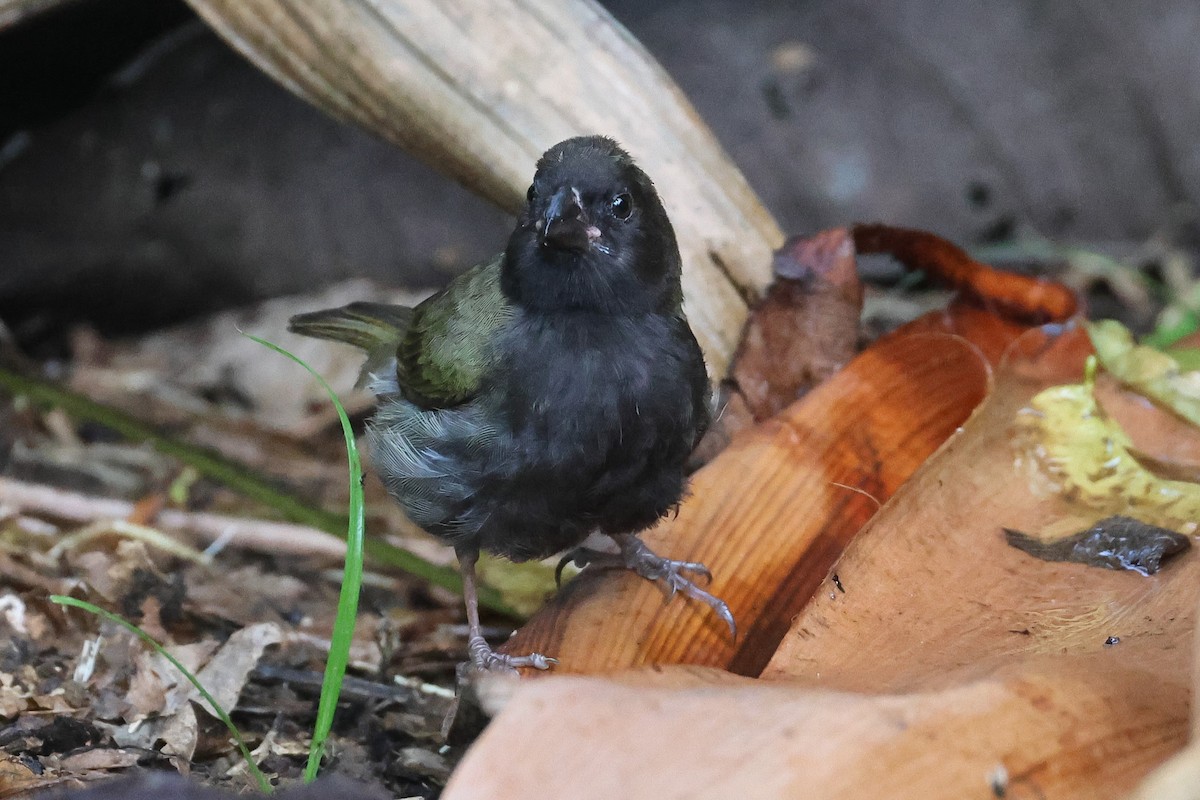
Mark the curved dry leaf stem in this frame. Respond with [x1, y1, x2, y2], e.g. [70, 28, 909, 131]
[47, 519, 212, 564]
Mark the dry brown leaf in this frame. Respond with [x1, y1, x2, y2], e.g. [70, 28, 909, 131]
[184, 566, 308, 627]
[105, 638, 218, 762]
[762, 325, 1197, 692]
[56, 748, 141, 773]
[730, 228, 862, 420]
[67, 540, 164, 608]
[30, 690, 75, 714]
[0, 672, 31, 719]
[105, 625, 277, 765]
[0, 754, 49, 798]
[122, 666, 167, 724]
[450, 326, 1194, 799]
[125, 641, 219, 723]
[445, 659, 1180, 800]
[71, 280, 425, 437]
[169, 622, 282, 717]
[154, 704, 199, 762]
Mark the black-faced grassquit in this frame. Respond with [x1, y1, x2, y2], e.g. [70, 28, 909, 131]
[290, 136, 733, 671]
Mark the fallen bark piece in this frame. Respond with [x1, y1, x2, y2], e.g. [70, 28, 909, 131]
[1005, 515, 1191, 576]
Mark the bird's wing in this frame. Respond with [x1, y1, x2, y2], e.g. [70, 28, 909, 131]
[395, 254, 513, 408]
[678, 316, 714, 449]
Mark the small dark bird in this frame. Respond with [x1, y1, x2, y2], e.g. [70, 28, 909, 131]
[289, 135, 733, 671]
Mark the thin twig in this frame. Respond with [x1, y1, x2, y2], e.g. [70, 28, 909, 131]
[0, 477, 347, 560]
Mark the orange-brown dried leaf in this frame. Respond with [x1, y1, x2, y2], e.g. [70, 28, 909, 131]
[762, 326, 1197, 692]
[891, 298, 1037, 366]
[1097, 374, 1200, 474]
[730, 228, 863, 420]
[444, 658, 1181, 800]
[453, 326, 1194, 799]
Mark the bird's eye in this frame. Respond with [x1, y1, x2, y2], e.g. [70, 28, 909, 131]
[526, 184, 537, 203]
[610, 192, 633, 220]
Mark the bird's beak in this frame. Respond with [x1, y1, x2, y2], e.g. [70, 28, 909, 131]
[540, 186, 591, 253]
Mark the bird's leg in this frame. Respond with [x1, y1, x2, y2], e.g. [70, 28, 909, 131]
[559, 534, 736, 638]
[457, 546, 556, 673]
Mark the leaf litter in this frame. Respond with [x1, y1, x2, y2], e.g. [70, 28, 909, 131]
[1, 229, 1195, 798]
[0, 283, 500, 797]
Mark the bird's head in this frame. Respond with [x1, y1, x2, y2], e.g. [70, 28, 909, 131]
[503, 136, 682, 315]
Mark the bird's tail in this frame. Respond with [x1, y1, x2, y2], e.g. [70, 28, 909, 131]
[288, 302, 413, 350]
[288, 302, 414, 384]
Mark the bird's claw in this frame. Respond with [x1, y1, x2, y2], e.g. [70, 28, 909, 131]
[642, 555, 736, 639]
[642, 557, 712, 586]
[467, 635, 556, 674]
[554, 551, 577, 588]
[554, 545, 625, 586]
[560, 537, 736, 639]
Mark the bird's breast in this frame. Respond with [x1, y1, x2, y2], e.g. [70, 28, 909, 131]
[494, 312, 698, 471]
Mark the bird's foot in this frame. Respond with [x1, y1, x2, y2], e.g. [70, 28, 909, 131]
[559, 537, 737, 638]
[466, 634, 556, 674]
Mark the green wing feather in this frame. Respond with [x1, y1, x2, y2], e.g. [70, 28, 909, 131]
[396, 255, 512, 407]
[288, 255, 512, 407]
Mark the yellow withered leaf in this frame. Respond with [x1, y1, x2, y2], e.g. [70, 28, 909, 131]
[1013, 357, 1200, 533]
[1087, 319, 1200, 426]
[477, 555, 562, 618]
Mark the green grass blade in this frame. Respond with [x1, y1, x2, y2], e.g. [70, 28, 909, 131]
[1145, 309, 1200, 349]
[1167, 347, 1200, 372]
[243, 335, 363, 783]
[49, 595, 273, 794]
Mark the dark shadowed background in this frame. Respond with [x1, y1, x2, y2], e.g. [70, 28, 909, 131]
[2, 0, 1197, 352]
